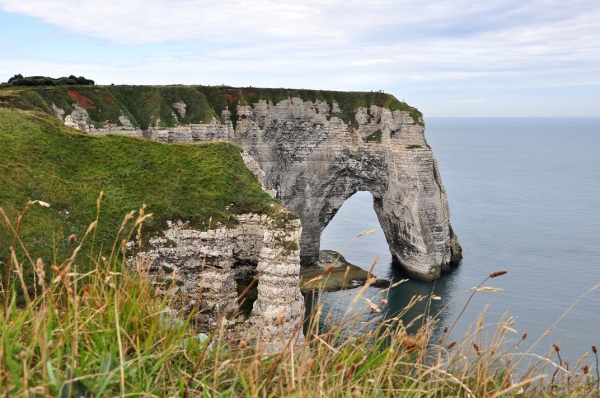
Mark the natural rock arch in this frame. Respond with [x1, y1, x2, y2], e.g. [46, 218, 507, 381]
[232, 98, 461, 280]
[43, 87, 461, 280]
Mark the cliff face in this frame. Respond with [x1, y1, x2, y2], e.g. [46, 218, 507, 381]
[21, 85, 461, 280]
[231, 98, 461, 279]
[133, 209, 304, 352]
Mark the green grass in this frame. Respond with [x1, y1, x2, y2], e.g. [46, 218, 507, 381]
[2, 85, 425, 129]
[106, 86, 216, 129]
[0, 107, 275, 301]
[1, 206, 598, 396]
[364, 129, 383, 143]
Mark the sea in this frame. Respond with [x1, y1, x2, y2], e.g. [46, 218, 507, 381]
[314, 117, 600, 362]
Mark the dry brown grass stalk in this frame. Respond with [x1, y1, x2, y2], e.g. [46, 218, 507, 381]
[3, 201, 600, 397]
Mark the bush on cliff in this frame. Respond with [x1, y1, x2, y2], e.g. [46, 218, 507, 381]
[1, 74, 95, 88]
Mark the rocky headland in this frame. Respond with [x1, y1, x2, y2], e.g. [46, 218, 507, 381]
[1, 84, 461, 351]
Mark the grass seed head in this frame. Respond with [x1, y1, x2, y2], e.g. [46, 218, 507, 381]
[68, 234, 77, 244]
[473, 342, 481, 356]
[346, 363, 356, 378]
[490, 270, 507, 278]
[35, 258, 45, 287]
[553, 344, 560, 352]
[522, 333, 528, 340]
[592, 345, 597, 354]
[447, 341, 457, 350]
[583, 365, 590, 374]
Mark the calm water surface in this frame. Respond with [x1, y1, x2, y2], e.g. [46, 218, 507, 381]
[316, 117, 600, 361]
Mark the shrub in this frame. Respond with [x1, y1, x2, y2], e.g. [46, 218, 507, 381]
[1, 74, 95, 88]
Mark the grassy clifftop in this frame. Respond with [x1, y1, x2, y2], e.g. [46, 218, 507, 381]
[0, 106, 275, 282]
[0, 82, 423, 296]
[0, 85, 423, 129]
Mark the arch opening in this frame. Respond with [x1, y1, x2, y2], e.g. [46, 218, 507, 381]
[319, 191, 392, 276]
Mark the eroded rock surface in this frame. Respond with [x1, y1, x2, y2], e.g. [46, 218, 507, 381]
[234, 98, 461, 280]
[56, 103, 144, 137]
[132, 209, 304, 352]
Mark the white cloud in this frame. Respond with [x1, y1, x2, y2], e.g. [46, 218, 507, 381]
[0, 0, 599, 116]
[0, 0, 597, 46]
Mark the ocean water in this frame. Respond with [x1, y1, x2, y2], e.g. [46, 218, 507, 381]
[315, 117, 600, 361]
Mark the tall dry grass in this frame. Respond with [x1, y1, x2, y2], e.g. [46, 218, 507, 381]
[1, 198, 599, 397]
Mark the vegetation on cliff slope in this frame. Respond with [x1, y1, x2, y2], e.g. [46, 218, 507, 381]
[0, 83, 423, 130]
[0, 106, 275, 299]
[197, 86, 423, 127]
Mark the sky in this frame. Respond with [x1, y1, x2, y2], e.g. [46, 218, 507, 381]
[0, 0, 599, 117]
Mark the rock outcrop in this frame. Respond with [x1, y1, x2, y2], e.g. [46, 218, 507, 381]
[232, 98, 461, 279]
[56, 103, 144, 137]
[48, 87, 461, 280]
[133, 208, 304, 352]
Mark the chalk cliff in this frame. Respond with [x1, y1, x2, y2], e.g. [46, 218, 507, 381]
[133, 209, 304, 352]
[230, 98, 461, 280]
[31, 85, 461, 279]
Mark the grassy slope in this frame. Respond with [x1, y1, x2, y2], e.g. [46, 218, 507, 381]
[0, 107, 275, 288]
[2, 85, 423, 130]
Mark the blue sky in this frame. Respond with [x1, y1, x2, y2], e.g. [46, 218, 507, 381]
[1, 0, 598, 116]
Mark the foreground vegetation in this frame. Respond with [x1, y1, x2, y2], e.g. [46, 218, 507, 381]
[2, 202, 600, 397]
